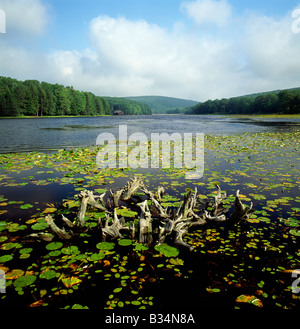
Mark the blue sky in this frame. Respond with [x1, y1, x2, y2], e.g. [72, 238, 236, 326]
[47, 0, 298, 50]
[1, 0, 300, 100]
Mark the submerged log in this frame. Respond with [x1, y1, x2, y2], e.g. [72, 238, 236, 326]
[42, 177, 254, 251]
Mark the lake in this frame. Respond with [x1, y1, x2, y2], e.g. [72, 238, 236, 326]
[0, 115, 299, 153]
[0, 115, 299, 310]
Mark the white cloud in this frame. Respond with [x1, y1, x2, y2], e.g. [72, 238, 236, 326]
[180, 0, 232, 27]
[238, 12, 300, 93]
[0, 1, 300, 101]
[0, 0, 49, 36]
[85, 15, 240, 99]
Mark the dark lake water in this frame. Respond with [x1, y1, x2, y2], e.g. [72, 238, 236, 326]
[0, 115, 299, 153]
[0, 115, 299, 310]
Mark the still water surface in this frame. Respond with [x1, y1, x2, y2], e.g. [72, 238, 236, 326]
[0, 115, 299, 153]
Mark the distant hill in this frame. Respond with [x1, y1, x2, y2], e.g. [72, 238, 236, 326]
[188, 87, 300, 115]
[237, 87, 300, 99]
[125, 96, 198, 114]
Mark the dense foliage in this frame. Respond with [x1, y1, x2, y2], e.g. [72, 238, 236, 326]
[0, 76, 151, 117]
[188, 89, 300, 115]
[104, 97, 152, 115]
[126, 96, 198, 114]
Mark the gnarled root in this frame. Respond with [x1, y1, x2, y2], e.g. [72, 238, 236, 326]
[42, 177, 254, 251]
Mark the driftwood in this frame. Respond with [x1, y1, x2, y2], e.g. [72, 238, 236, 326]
[45, 214, 74, 240]
[229, 190, 254, 224]
[39, 177, 254, 251]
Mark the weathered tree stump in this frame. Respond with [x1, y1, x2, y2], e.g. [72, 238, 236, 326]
[39, 177, 254, 251]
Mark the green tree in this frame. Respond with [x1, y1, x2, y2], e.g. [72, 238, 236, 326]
[85, 92, 97, 115]
[278, 91, 294, 114]
[56, 85, 71, 115]
[41, 82, 56, 116]
[24, 80, 40, 116]
[0, 85, 19, 116]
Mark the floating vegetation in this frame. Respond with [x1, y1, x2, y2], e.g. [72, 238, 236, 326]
[0, 131, 299, 310]
[155, 244, 179, 258]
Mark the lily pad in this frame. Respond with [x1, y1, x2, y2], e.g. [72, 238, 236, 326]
[154, 244, 179, 257]
[46, 242, 64, 250]
[19, 248, 33, 254]
[40, 269, 57, 280]
[118, 239, 132, 246]
[31, 221, 49, 231]
[62, 276, 82, 288]
[1, 242, 21, 250]
[285, 218, 299, 228]
[117, 208, 138, 218]
[0, 254, 13, 263]
[6, 269, 24, 280]
[236, 294, 263, 308]
[96, 242, 115, 250]
[13, 275, 37, 288]
[134, 243, 149, 252]
[61, 246, 80, 255]
[289, 229, 300, 237]
[0, 236, 8, 243]
[90, 252, 106, 261]
[20, 203, 33, 210]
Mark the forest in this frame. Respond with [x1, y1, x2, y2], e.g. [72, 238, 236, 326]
[104, 97, 152, 115]
[125, 95, 198, 114]
[188, 88, 300, 115]
[0, 76, 151, 117]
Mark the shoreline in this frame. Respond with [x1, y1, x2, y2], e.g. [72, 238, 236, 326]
[0, 113, 300, 119]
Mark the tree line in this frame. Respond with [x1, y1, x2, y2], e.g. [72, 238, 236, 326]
[104, 97, 152, 115]
[0, 76, 151, 117]
[188, 89, 300, 115]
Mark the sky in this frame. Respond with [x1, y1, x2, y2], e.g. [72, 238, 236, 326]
[1, 0, 300, 101]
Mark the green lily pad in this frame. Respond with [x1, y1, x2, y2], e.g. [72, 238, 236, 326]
[31, 221, 49, 230]
[61, 246, 80, 255]
[13, 275, 37, 288]
[154, 244, 179, 257]
[20, 203, 34, 210]
[40, 269, 57, 280]
[96, 242, 115, 250]
[46, 242, 64, 250]
[48, 250, 61, 257]
[90, 252, 105, 261]
[134, 243, 149, 252]
[289, 229, 300, 236]
[117, 208, 138, 218]
[0, 254, 13, 263]
[285, 218, 299, 228]
[19, 248, 33, 254]
[1, 242, 21, 250]
[118, 239, 132, 246]
[0, 236, 8, 243]
[71, 304, 89, 309]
